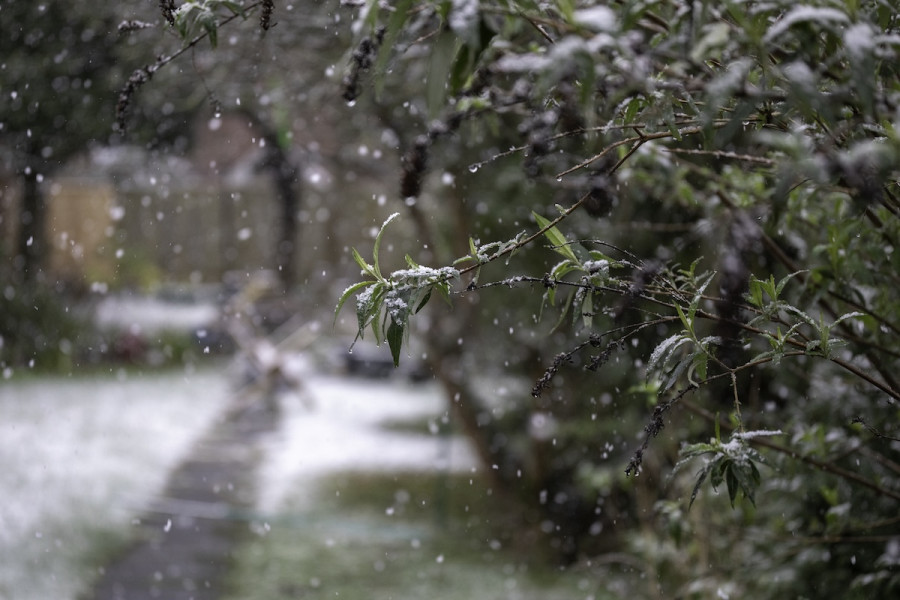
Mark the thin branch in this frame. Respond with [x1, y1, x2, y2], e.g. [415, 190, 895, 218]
[519, 10, 556, 44]
[754, 437, 900, 503]
[662, 147, 776, 165]
[795, 535, 900, 545]
[555, 126, 709, 179]
[829, 356, 899, 403]
[853, 416, 900, 443]
[465, 123, 649, 174]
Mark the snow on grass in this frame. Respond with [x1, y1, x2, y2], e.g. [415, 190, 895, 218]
[93, 294, 219, 334]
[0, 367, 231, 600]
[256, 375, 480, 513]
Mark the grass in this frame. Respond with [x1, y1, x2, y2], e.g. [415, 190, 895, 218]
[224, 470, 618, 600]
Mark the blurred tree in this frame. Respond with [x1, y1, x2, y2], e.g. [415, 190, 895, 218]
[0, 1, 127, 283]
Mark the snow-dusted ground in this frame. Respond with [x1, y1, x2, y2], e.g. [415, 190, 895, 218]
[0, 368, 232, 600]
[258, 374, 480, 512]
[93, 294, 219, 334]
[0, 362, 477, 600]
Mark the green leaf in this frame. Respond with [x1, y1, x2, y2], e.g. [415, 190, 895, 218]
[551, 259, 579, 282]
[689, 272, 715, 323]
[709, 457, 726, 491]
[556, 0, 576, 22]
[679, 442, 719, 459]
[775, 270, 807, 298]
[783, 304, 816, 327]
[689, 464, 710, 509]
[581, 291, 593, 330]
[372, 212, 400, 280]
[352, 247, 377, 279]
[830, 311, 865, 329]
[435, 281, 452, 305]
[647, 334, 691, 377]
[675, 304, 691, 335]
[373, 0, 413, 98]
[414, 288, 433, 313]
[622, 95, 644, 124]
[386, 318, 404, 367]
[725, 463, 740, 507]
[746, 277, 764, 308]
[334, 280, 376, 324]
[357, 282, 386, 338]
[428, 30, 460, 117]
[691, 351, 708, 382]
[660, 352, 694, 393]
[216, 0, 245, 16]
[532, 212, 578, 262]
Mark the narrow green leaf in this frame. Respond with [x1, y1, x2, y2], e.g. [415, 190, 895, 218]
[775, 270, 807, 298]
[435, 281, 453, 305]
[532, 212, 578, 262]
[647, 334, 690, 376]
[830, 311, 865, 329]
[709, 457, 726, 491]
[218, 0, 245, 16]
[680, 442, 718, 459]
[551, 260, 578, 281]
[725, 464, 740, 507]
[387, 318, 404, 367]
[623, 96, 643, 124]
[689, 464, 711, 509]
[661, 353, 693, 393]
[691, 272, 715, 312]
[675, 304, 691, 333]
[335, 280, 376, 324]
[372, 212, 400, 280]
[692, 351, 708, 382]
[783, 305, 817, 326]
[414, 288, 433, 313]
[373, 0, 413, 98]
[352, 247, 377, 278]
[582, 292, 593, 330]
[747, 277, 764, 308]
[357, 283, 386, 338]
[731, 462, 757, 506]
[428, 30, 460, 117]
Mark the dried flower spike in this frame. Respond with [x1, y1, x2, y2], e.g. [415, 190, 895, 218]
[159, 0, 176, 26]
[260, 0, 275, 31]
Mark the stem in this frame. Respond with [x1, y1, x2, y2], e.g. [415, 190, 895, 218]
[555, 125, 708, 179]
[730, 371, 743, 432]
[753, 438, 900, 503]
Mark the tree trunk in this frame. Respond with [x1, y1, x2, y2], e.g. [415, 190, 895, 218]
[16, 169, 43, 283]
[240, 110, 301, 292]
[272, 154, 299, 290]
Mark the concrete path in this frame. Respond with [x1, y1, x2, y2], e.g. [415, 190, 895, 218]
[85, 398, 279, 600]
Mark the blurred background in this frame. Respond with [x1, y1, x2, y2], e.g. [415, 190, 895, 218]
[3, 2, 899, 600]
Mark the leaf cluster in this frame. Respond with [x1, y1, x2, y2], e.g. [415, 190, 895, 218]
[335, 214, 459, 366]
[173, 0, 246, 47]
[674, 426, 780, 509]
